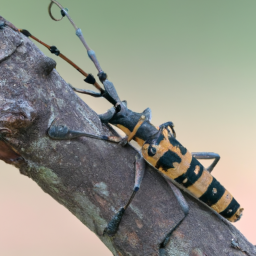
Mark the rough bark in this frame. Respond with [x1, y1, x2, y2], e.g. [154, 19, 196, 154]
[0, 16, 255, 256]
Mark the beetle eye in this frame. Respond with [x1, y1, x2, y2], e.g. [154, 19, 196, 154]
[148, 146, 157, 156]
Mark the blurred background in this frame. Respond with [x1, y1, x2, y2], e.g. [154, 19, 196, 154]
[1, 0, 256, 255]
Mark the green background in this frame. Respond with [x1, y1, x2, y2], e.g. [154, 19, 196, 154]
[1, 0, 256, 255]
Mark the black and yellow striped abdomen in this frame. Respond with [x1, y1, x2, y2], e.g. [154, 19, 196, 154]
[141, 128, 243, 222]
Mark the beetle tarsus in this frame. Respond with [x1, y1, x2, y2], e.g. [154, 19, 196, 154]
[103, 207, 125, 236]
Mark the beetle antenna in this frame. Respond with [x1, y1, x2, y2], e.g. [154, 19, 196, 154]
[19, 29, 104, 94]
[47, 0, 122, 106]
[48, 0, 105, 77]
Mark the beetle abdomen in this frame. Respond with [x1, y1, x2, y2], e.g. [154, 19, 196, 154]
[141, 128, 243, 222]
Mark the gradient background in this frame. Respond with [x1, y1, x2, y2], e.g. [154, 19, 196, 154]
[1, 0, 256, 255]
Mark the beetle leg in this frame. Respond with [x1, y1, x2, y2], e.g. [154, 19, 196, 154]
[68, 83, 102, 97]
[160, 179, 189, 249]
[191, 152, 220, 173]
[103, 152, 145, 236]
[47, 119, 133, 146]
[48, 121, 122, 143]
[159, 122, 176, 138]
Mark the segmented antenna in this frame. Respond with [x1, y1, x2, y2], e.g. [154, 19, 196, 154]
[18, 29, 104, 93]
[48, 0, 104, 76]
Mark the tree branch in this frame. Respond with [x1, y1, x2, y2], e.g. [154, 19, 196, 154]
[0, 16, 255, 256]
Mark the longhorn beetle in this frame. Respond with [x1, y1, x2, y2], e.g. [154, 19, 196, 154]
[18, 0, 243, 246]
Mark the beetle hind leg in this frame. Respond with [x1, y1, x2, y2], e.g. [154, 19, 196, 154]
[159, 179, 189, 250]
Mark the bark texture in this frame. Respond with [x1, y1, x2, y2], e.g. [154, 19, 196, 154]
[0, 16, 255, 256]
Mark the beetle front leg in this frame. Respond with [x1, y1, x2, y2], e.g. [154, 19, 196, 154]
[192, 152, 220, 173]
[159, 122, 176, 138]
[103, 152, 145, 236]
[48, 120, 122, 143]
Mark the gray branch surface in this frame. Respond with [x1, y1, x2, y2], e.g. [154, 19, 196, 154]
[0, 16, 255, 256]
